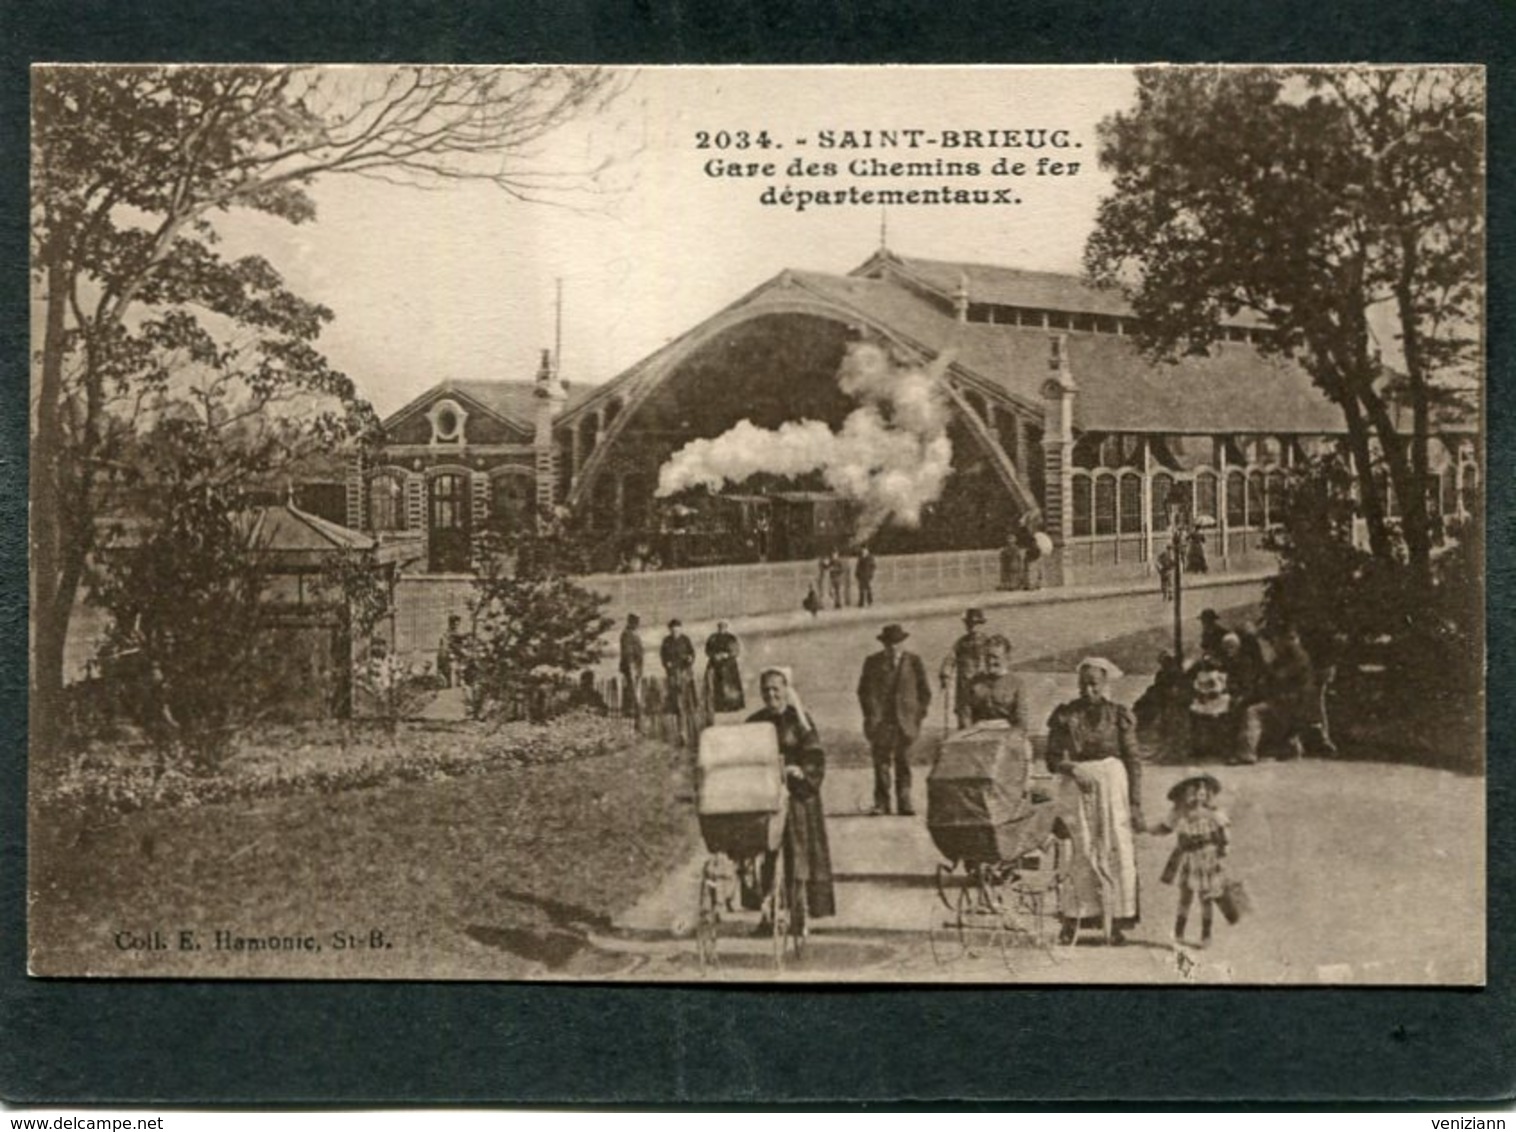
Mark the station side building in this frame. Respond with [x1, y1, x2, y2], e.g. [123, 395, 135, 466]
[348, 250, 1480, 583]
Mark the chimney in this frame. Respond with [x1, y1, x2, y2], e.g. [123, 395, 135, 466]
[954, 272, 970, 323]
[534, 348, 566, 405]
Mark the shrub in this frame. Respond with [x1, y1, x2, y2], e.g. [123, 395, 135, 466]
[466, 531, 614, 723]
[1264, 456, 1483, 764]
[91, 456, 275, 770]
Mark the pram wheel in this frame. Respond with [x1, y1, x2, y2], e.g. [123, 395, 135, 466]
[769, 851, 790, 970]
[695, 858, 722, 973]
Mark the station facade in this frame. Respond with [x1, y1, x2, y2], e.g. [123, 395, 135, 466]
[347, 250, 1480, 580]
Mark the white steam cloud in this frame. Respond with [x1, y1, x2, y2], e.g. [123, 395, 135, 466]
[655, 343, 955, 542]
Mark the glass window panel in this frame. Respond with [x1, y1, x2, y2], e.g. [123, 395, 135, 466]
[1151, 473, 1173, 531]
[1119, 475, 1143, 534]
[1072, 475, 1093, 537]
[368, 474, 406, 532]
[1095, 475, 1117, 535]
[1195, 472, 1218, 520]
[1247, 471, 1265, 525]
[1227, 471, 1247, 527]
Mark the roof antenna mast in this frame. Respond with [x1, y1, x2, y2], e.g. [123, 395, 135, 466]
[554, 277, 564, 377]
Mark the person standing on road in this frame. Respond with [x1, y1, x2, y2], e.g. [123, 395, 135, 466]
[857, 623, 933, 816]
[748, 667, 836, 929]
[964, 635, 1027, 730]
[1187, 529, 1210, 574]
[1029, 528, 1053, 590]
[828, 552, 847, 609]
[940, 607, 993, 730]
[704, 620, 745, 713]
[855, 546, 877, 607]
[1045, 657, 1145, 945]
[1000, 535, 1025, 592]
[1156, 545, 1175, 602]
[660, 619, 698, 741]
[619, 613, 645, 723]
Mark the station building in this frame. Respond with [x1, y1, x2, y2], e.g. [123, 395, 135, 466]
[348, 249, 1480, 585]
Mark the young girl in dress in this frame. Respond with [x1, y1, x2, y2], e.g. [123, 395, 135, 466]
[1149, 773, 1232, 948]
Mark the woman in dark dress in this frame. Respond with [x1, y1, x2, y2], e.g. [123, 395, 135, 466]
[704, 621, 745, 713]
[748, 667, 836, 928]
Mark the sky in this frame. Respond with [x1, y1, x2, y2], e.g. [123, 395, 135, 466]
[220, 66, 1140, 418]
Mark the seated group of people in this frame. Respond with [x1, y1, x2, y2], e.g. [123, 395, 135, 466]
[1135, 609, 1331, 765]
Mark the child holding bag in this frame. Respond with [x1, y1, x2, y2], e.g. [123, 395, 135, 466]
[1149, 772, 1243, 949]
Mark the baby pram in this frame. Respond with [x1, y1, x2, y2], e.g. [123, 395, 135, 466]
[926, 721, 1070, 964]
[693, 722, 802, 970]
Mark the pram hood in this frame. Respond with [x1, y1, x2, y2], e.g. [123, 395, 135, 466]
[697, 722, 785, 816]
[928, 722, 1034, 830]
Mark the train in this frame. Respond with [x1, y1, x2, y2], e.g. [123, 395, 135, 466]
[617, 490, 860, 570]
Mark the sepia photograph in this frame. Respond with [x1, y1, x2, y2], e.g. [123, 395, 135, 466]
[27, 63, 1485, 985]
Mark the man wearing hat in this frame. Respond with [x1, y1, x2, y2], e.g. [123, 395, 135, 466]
[1198, 609, 1229, 657]
[941, 607, 994, 729]
[857, 624, 933, 815]
[660, 619, 698, 738]
[619, 614, 645, 722]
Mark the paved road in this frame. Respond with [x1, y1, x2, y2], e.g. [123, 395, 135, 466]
[605, 759, 1483, 985]
[577, 580, 1486, 985]
[708, 578, 1260, 745]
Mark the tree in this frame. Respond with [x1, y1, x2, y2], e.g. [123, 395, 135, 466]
[31, 65, 623, 751]
[90, 421, 274, 768]
[467, 531, 613, 723]
[1085, 67, 1483, 581]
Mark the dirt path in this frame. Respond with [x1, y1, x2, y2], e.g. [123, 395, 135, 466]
[575, 583, 1484, 985]
[600, 758, 1482, 984]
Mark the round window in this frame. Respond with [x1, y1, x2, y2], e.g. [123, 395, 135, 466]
[431, 400, 465, 443]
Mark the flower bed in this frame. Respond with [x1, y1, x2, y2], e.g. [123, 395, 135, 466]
[37, 711, 633, 815]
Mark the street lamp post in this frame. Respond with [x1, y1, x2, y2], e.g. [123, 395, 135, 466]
[1170, 503, 1188, 662]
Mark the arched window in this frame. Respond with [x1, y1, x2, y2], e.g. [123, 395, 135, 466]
[1194, 471, 1218, 522]
[1072, 473, 1093, 537]
[1226, 470, 1247, 528]
[367, 472, 407, 532]
[1247, 471, 1265, 527]
[1266, 470, 1287, 524]
[1119, 474, 1143, 534]
[1151, 473, 1174, 532]
[1094, 475, 1117, 536]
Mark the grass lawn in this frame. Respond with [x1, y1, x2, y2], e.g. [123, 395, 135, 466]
[1011, 599, 1264, 675]
[29, 721, 697, 979]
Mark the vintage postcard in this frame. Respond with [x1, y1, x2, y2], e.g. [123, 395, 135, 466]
[27, 64, 1484, 984]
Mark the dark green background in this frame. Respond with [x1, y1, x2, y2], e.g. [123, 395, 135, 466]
[1, 0, 1511, 1104]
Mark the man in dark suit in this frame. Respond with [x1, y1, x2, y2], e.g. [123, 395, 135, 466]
[857, 623, 933, 816]
[618, 613, 644, 723]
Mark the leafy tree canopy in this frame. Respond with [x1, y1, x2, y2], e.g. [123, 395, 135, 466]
[31, 66, 622, 748]
[1085, 66, 1483, 572]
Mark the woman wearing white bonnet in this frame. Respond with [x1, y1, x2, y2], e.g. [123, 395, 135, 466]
[1044, 656, 1145, 945]
[747, 666, 836, 928]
